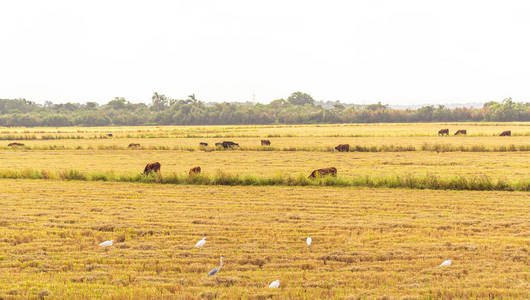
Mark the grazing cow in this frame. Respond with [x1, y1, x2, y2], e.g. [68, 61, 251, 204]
[189, 166, 201, 176]
[200, 142, 208, 147]
[334, 144, 350, 152]
[454, 129, 467, 135]
[143, 162, 161, 175]
[215, 142, 223, 147]
[261, 140, 271, 146]
[308, 167, 338, 178]
[438, 129, 449, 136]
[500, 130, 511, 136]
[128, 143, 140, 148]
[8, 142, 25, 147]
[221, 141, 239, 149]
[107, 134, 113, 137]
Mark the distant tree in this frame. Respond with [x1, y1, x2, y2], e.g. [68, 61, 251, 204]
[287, 92, 315, 106]
[268, 99, 287, 109]
[365, 102, 388, 111]
[107, 97, 127, 110]
[333, 103, 345, 110]
[415, 105, 434, 121]
[152, 92, 169, 111]
[0, 94, 528, 126]
[43, 114, 72, 126]
[187, 93, 198, 104]
[85, 102, 98, 109]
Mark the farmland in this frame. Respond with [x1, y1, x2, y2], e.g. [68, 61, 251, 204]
[1, 180, 529, 299]
[0, 123, 529, 299]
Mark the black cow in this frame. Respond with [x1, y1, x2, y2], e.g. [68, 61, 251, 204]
[221, 141, 239, 149]
[334, 144, 350, 152]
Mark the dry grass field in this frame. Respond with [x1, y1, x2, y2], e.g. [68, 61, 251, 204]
[0, 123, 529, 299]
[0, 150, 528, 181]
[0, 180, 528, 299]
[2, 135, 530, 150]
[1, 123, 529, 137]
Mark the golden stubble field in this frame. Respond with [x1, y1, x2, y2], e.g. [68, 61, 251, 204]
[1, 123, 529, 137]
[0, 123, 528, 182]
[0, 150, 528, 180]
[0, 180, 528, 299]
[0, 123, 529, 299]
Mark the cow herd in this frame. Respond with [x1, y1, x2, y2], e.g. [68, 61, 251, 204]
[141, 139, 339, 179]
[143, 162, 202, 177]
[200, 140, 272, 148]
[438, 128, 468, 136]
[138, 127, 514, 180]
[5, 129, 514, 150]
[4, 128, 517, 180]
[142, 160, 337, 179]
[438, 128, 511, 136]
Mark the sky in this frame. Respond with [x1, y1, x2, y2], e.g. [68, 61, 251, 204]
[1, 0, 530, 105]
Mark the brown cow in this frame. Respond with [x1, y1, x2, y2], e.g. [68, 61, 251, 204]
[438, 129, 449, 136]
[500, 130, 511, 136]
[128, 143, 141, 148]
[454, 129, 467, 135]
[261, 139, 271, 146]
[189, 166, 201, 176]
[143, 162, 161, 175]
[334, 144, 350, 152]
[8, 142, 25, 147]
[308, 167, 337, 178]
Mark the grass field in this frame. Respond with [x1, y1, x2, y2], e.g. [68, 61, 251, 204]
[0, 123, 528, 299]
[2, 136, 530, 151]
[0, 150, 528, 181]
[1, 123, 529, 137]
[0, 180, 528, 299]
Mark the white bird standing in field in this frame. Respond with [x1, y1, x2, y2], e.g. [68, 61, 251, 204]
[306, 237, 312, 246]
[439, 259, 452, 267]
[195, 237, 206, 248]
[99, 240, 113, 247]
[207, 255, 224, 276]
[269, 279, 280, 288]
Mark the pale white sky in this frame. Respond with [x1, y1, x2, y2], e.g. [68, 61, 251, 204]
[1, 0, 530, 105]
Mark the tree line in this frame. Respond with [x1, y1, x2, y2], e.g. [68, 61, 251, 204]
[0, 92, 528, 127]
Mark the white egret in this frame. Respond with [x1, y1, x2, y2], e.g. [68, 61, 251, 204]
[306, 237, 312, 246]
[195, 237, 206, 248]
[99, 240, 113, 247]
[440, 259, 452, 267]
[269, 279, 280, 288]
[207, 255, 224, 276]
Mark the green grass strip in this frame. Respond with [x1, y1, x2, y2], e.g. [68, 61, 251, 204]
[0, 169, 528, 191]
